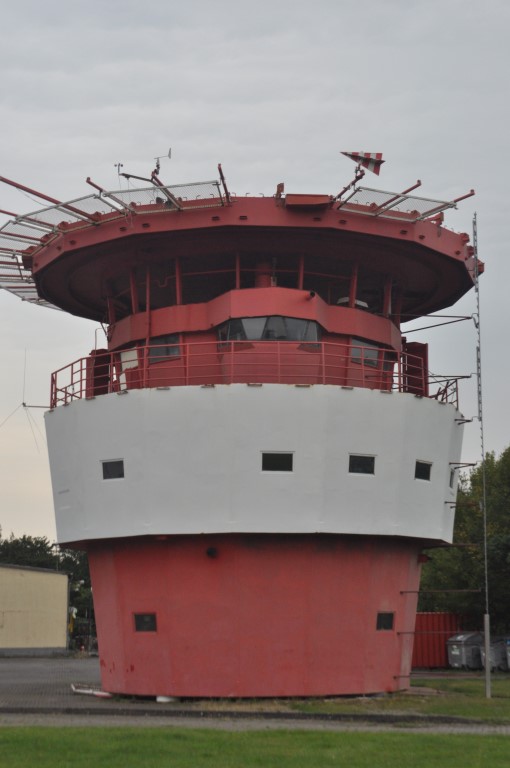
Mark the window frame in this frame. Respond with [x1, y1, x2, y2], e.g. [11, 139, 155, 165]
[415, 460, 432, 481]
[348, 454, 376, 475]
[217, 316, 321, 344]
[261, 452, 294, 473]
[101, 459, 125, 480]
[376, 612, 395, 631]
[350, 337, 380, 368]
[133, 613, 157, 632]
[148, 333, 181, 364]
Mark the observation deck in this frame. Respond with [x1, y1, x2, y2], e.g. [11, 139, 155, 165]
[51, 339, 461, 409]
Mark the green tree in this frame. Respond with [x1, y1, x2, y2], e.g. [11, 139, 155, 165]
[419, 447, 510, 633]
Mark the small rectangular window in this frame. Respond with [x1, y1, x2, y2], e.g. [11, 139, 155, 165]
[415, 461, 432, 481]
[376, 612, 394, 631]
[149, 333, 180, 363]
[134, 613, 157, 632]
[102, 460, 124, 480]
[262, 452, 293, 472]
[351, 338, 379, 367]
[449, 468, 455, 488]
[349, 454, 375, 475]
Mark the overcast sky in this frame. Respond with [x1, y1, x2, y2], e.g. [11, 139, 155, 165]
[1, 0, 508, 540]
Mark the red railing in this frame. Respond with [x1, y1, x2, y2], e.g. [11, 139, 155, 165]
[50, 340, 460, 409]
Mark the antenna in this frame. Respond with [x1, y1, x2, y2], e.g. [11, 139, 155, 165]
[473, 212, 491, 699]
[153, 148, 172, 176]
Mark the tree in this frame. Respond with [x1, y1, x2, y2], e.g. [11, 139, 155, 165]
[419, 447, 510, 633]
[0, 533, 90, 585]
[0, 534, 58, 570]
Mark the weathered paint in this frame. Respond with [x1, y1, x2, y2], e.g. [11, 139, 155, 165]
[90, 534, 421, 697]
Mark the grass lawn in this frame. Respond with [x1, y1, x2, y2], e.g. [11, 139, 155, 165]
[289, 674, 510, 722]
[0, 728, 509, 768]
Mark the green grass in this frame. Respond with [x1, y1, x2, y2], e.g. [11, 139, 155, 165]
[289, 674, 510, 721]
[0, 729, 509, 768]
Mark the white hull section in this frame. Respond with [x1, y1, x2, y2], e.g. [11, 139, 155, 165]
[45, 385, 463, 544]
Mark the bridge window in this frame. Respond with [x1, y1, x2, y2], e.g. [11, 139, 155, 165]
[149, 334, 181, 363]
[218, 317, 320, 343]
[351, 338, 379, 367]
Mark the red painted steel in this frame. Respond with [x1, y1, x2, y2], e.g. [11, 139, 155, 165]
[412, 613, 463, 668]
[23, 196, 476, 322]
[108, 287, 402, 351]
[89, 534, 422, 697]
[49, 339, 458, 409]
[4, 169, 475, 698]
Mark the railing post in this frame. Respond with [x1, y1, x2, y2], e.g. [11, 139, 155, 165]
[109, 352, 114, 394]
[142, 344, 147, 388]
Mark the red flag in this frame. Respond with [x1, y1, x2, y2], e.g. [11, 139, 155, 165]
[341, 152, 384, 176]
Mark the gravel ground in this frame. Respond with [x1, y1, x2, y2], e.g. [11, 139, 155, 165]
[1, 656, 509, 734]
[2, 712, 510, 734]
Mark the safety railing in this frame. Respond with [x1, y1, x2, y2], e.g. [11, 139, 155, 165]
[50, 340, 460, 409]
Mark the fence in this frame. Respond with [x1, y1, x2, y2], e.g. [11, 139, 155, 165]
[50, 339, 459, 409]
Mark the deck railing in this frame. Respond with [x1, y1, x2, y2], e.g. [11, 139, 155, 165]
[50, 340, 460, 409]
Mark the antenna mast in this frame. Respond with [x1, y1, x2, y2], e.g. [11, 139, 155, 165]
[473, 213, 491, 699]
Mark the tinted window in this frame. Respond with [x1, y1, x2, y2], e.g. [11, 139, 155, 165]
[102, 460, 124, 480]
[262, 453, 293, 472]
[415, 461, 432, 481]
[218, 317, 320, 343]
[149, 334, 180, 363]
[351, 338, 379, 367]
[134, 613, 157, 632]
[376, 612, 394, 630]
[349, 455, 375, 475]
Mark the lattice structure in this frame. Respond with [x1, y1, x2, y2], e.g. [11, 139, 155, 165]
[337, 185, 457, 220]
[0, 180, 224, 307]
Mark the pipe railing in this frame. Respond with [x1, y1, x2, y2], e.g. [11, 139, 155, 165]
[50, 340, 460, 409]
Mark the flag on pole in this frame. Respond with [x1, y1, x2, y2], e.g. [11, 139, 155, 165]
[341, 152, 384, 176]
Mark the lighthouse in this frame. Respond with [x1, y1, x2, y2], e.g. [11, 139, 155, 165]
[0, 165, 478, 697]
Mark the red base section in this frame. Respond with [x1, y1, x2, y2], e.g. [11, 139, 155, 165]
[88, 534, 422, 697]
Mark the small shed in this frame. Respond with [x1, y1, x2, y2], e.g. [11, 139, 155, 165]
[0, 564, 68, 655]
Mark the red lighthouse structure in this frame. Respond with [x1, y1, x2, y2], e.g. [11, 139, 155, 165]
[0, 163, 477, 697]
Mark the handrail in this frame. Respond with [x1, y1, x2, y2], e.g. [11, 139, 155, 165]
[50, 340, 461, 409]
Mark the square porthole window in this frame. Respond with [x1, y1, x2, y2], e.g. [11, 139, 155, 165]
[134, 613, 157, 632]
[415, 461, 432, 481]
[102, 460, 124, 480]
[349, 454, 375, 475]
[376, 612, 394, 631]
[262, 452, 293, 472]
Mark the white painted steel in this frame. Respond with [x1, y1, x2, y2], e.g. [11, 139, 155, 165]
[45, 385, 463, 544]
